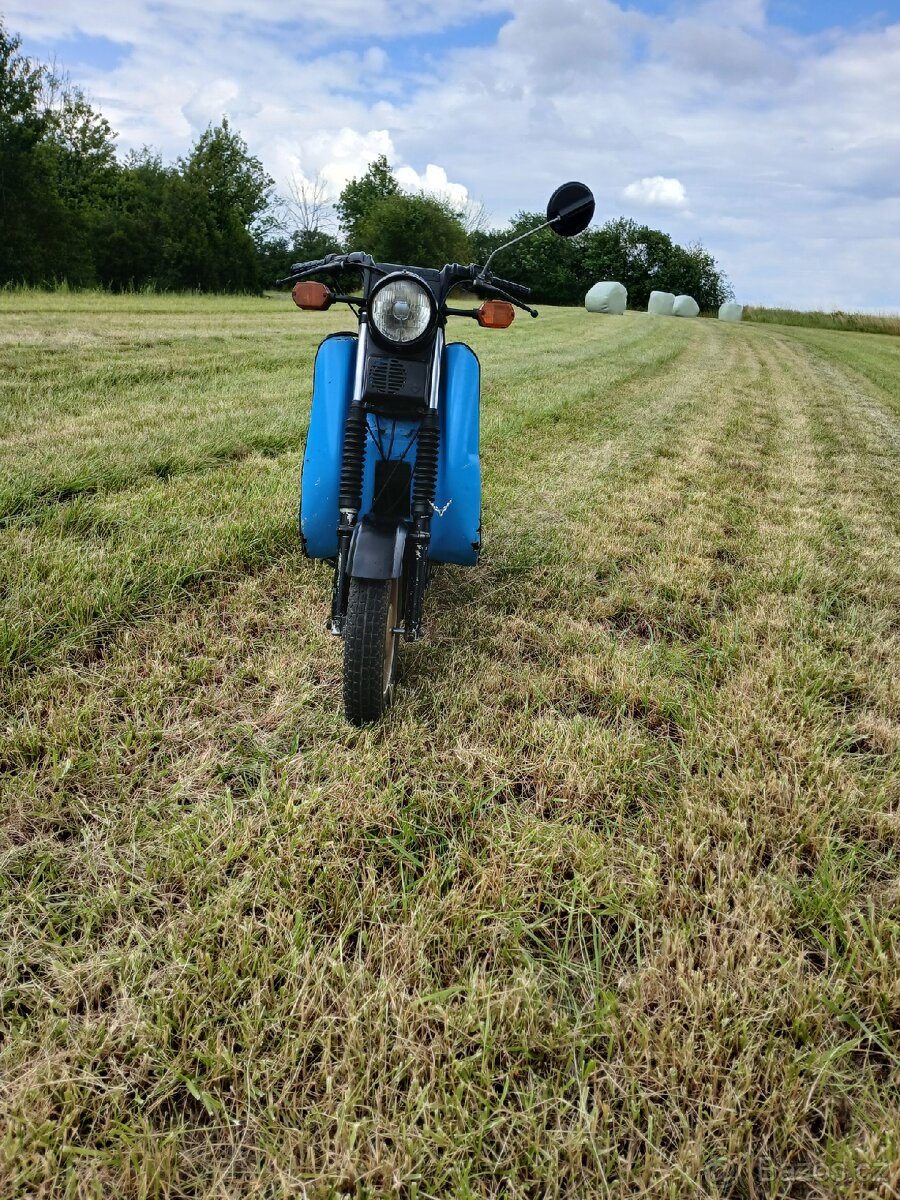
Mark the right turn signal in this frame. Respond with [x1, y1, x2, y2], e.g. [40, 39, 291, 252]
[477, 300, 515, 329]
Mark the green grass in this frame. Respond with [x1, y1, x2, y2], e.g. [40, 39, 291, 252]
[744, 306, 900, 337]
[1, 294, 899, 1197]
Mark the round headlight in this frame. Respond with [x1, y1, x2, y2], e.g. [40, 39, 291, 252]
[369, 274, 437, 349]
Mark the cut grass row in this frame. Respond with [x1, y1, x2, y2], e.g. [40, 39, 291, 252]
[1, 294, 898, 1197]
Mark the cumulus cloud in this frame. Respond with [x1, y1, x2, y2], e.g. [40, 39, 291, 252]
[314, 128, 396, 197]
[623, 176, 688, 209]
[394, 164, 469, 208]
[278, 135, 469, 239]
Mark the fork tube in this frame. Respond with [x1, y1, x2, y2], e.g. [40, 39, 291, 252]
[405, 328, 444, 641]
[330, 320, 369, 634]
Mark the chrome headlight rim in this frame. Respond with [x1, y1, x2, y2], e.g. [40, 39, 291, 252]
[368, 272, 438, 351]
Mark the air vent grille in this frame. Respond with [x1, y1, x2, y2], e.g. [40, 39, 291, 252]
[368, 358, 407, 395]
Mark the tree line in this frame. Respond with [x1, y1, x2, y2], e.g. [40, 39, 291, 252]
[0, 21, 731, 308]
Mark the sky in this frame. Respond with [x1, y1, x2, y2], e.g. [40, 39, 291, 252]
[7, 0, 900, 310]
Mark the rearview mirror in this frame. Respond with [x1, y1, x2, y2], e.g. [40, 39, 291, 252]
[546, 182, 595, 237]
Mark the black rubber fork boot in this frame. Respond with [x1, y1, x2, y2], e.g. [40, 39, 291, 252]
[331, 403, 367, 632]
[406, 409, 440, 640]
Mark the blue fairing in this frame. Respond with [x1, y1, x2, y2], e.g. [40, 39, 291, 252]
[300, 336, 482, 565]
[431, 342, 481, 566]
[300, 335, 356, 558]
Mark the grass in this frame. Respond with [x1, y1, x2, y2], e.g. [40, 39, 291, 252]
[1, 293, 899, 1197]
[744, 306, 900, 337]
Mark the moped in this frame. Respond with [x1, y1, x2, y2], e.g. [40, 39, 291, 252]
[280, 181, 594, 724]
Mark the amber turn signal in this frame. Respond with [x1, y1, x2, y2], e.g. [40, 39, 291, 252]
[292, 281, 331, 310]
[477, 300, 515, 329]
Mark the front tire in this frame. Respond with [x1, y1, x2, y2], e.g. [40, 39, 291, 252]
[343, 577, 401, 725]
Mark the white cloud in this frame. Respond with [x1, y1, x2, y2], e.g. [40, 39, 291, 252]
[182, 78, 245, 132]
[394, 164, 469, 208]
[623, 176, 688, 209]
[313, 128, 396, 197]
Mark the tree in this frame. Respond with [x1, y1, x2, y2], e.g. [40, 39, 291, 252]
[582, 219, 731, 311]
[0, 22, 64, 283]
[356, 192, 470, 268]
[93, 148, 171, 290]
[666, 241, 733, 310]
[264, 168, 343, 280]
[0, 22, 121, 286]
[282, 170, 333, 238]
[40, 77, 119, 285]
[164, 119, 274, 290]
[256, 227, 344, 288]
[472, 212, 586, 305]
[179, 118, 273, 229]
[336, 154, 399, 248]
[475, 213, 732, 310]
[583, 219, 676, 309]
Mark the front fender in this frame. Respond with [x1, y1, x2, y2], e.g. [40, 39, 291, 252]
[348, 516, 408, 580]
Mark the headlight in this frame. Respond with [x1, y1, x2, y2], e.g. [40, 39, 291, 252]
[369, 273, 437, 349]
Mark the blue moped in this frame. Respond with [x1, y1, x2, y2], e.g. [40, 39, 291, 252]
[280, 181, 594, 723]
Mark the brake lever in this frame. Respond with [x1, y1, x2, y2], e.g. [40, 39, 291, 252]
[474, 276, 538, 318]
[276, 266, 321, 286]
[276, 258, 348, 288]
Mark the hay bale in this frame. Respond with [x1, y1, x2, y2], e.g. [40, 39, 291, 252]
[718, 302, 744, 322]
[673, 294, 700, 318]
[648, 290, 675, 315]
[585, 281, 627, 315]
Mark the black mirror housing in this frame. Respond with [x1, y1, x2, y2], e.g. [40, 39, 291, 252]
[546, 182, 595, 237]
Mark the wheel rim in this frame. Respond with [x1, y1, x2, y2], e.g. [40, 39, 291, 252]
[382, 578, 400, 696]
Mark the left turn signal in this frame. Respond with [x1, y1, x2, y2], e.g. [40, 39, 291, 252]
[292, 281, 331, 310]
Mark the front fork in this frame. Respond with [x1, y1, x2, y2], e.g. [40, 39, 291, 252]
[404, 327, 443, 639]
[330, 326, 444, 641]
[329, 321, 369, 635]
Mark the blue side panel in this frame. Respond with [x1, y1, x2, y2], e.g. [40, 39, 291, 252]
[300, 335, 356, 558]
[430, 342, 481, 566]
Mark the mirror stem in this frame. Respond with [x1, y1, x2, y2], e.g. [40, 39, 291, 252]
[482, 217, 556, 275]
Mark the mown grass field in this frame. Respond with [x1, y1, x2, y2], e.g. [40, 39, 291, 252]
[1, 292, 899, 1198]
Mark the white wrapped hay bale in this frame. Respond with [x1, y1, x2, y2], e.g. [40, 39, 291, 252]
[585, 281, 627, 315]
[718, 302, 743, 322]
[648, 290, 675, 315]
[673, 294, 700, 318]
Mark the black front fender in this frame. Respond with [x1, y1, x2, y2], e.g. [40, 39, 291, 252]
[348, 516, 408, 580]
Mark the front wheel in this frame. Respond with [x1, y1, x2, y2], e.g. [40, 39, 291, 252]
[343, 577, 401, 725]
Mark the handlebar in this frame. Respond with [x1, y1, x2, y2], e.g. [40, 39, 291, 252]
[278, 254, 535, 313]
[288, 254, 331, 274]
[278, 251, 375, 285]
[490, 275, 531, 300]
[442, 263, 534, 308]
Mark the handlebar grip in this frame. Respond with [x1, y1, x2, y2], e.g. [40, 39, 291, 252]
[491, 275, 531, 299]
[289, 256, 327, 273]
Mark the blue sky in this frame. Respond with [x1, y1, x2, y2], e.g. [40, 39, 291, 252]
[8, 0, 900, 309]
[626, 0, 900, 33]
